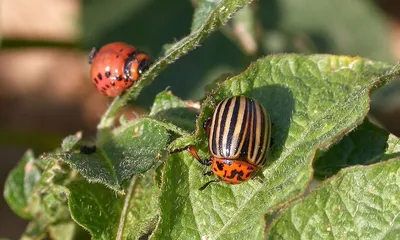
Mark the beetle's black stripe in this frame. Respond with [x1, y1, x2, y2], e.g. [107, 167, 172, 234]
[210, 98, 229, 156]
[222, 97, 236, 155]
[229, 96, 249, 158]
[218, 98, 233, 156]
[247, 99, 256, 163]
[256, 103, 269, 165]
[253, 101, 264, 165]
[216, 99, 229, 154]
[210, 100, 223, 155]
[226, 97, 241, 156]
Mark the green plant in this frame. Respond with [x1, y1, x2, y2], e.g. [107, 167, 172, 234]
[4, 0, 400, 239]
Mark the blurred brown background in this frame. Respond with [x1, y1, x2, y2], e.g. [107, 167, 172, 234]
[1, 0, 107, 238]
[1, 0, 400, 239]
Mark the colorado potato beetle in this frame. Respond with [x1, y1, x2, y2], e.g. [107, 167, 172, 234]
[188, 95, 272, 190]
[88, 42, 151, 97]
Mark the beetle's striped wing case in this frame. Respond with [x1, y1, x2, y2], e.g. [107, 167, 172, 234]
[208, 96, 271, 166]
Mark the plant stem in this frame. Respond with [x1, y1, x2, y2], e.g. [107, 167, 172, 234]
[116, 176, 137, 240]
[97, 96, 122, 131]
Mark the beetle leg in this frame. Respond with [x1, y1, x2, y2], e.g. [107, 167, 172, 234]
[187, 146, 212, 165]
[199, 179, 220, 191]
[187, 146, 201, 160]
[199, 157, 212, 166]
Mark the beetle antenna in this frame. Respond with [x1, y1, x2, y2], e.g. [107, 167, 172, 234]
[187, 146, 201, 160]
[199, 179, 219, 191]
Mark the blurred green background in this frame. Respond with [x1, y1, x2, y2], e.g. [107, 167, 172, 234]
[1, 0, 400, 238]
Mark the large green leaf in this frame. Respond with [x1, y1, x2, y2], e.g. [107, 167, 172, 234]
[16, 156, 84, 239]
[55, 119, 169, 193]
[268, 135, 400, 239]
[153, 55, 400, 239]
[48, 221, 91, 240]
[149, 90, 198, 133]
[66, 172, 159, 240]
[3, 150, 41, 219]
[27, 154, 159, 240]
[314, 119, 389, 178]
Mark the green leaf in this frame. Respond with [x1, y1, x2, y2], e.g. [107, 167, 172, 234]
[48, 221, 91, 240]
[55, 119, 169, 192]
[268, 156, 400, 239]
[380, 134, 400, 162]
[66, 172, 159, 240]
[314, 119, 389, 178]
[19, 158, 78, 239]
[29, 156, 159, 239]
[191, 0, 222, 32]
[22, 216, 50, 240]
[41, 190, 71, 222]
[150, 90, 198, 132]
[154, 55, 400, 238]
[4, 150, 42, 219]
[150, 91, 188, 115]
[97, 0, 253, 133]
[61, 132, 82, 151]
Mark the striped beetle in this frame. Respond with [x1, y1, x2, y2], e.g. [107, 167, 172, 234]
[188, 95, 272, 190]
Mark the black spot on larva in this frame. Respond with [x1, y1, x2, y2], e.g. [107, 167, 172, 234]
[247, 166, 253, 170]
[102, 87, 107, 91]
[111, 82, 115, 86]
[245, 172, 251, 178]
[213, 168, 218, 172]
[93, 78, 98, 84]
[239, 164, 242, 167]
[119, 48, 124, 52]
[105, 84, 110, 88]
[116, 75, 122, 81]
[216, 161, 224, 171]
[80, 145, 96, 154]
[97, 73, 103, 80]
[105, 71, 111, 78]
